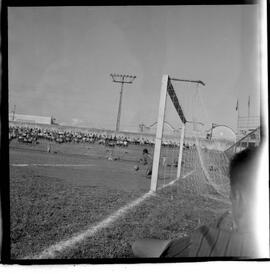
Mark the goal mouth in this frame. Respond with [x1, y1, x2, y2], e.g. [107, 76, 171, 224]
[150, 75, 231, 202]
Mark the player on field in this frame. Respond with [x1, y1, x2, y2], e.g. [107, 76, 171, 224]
[138, 148, 153, 177]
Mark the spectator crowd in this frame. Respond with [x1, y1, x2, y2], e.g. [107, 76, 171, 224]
[9, 125, 180, 148]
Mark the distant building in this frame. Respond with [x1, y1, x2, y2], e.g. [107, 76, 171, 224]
[9, 113, 53, 125]
[224, 127, 260, 160]
[237, 115, 260, 140]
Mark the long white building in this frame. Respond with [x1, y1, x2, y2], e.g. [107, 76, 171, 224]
[9, 113, 53, 125]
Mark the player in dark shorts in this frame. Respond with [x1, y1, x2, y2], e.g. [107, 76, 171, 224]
[140, 148, 153, 177]
[132, 147, 262, 258]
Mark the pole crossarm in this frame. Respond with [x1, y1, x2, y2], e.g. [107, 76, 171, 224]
[112, 80, 134, 84]
[167, 78, 187, 124]
[110, 73, 136, 84]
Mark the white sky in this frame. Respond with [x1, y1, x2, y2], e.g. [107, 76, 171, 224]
[8, 5, 261, 132]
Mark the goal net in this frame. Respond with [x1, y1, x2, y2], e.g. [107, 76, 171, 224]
[150, 75, 231, 203]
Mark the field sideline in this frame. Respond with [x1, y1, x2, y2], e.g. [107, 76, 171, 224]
[9, 142, 232, 259]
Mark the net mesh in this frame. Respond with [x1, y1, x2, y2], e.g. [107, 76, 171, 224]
[155, 78, 231, 202]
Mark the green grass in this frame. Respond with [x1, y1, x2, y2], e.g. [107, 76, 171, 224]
[9, 142, 232, 259]
[10, 170, 140, 259]
[56, 183, 231, 259]
[10, 168, 231, 259]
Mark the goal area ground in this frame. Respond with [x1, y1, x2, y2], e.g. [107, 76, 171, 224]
[9, 142, 232, 260]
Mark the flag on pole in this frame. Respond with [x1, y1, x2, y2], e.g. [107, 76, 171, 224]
[248, 96, 250, 117]
[236, 100, 238, 111]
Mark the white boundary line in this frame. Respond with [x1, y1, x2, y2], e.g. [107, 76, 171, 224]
[157, 170, 195, 190]
[24, 170, 194, 260]
[182, 170, 195, 179]
[11, 164, 96, 167]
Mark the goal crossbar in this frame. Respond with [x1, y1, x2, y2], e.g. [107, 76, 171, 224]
[167, 78, 187, 124]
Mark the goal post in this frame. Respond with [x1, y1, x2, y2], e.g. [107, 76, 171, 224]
[150, 74, 235, 201]
[150, 75, 169, 192]
[150, 75, 187, 192]
[177, 123, 185, 178]
[150, 75, 208, 193]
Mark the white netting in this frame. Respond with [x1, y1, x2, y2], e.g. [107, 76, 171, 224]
[155, 78, 231, 202]
[156, 89, 181, 191]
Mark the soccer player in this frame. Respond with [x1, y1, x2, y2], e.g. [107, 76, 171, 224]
[132, 147, 262, 258]
[47, 143, 51, 153]
[139, 148, 153, 177]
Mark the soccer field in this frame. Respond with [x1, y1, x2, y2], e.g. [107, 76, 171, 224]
[9, 142, 232, 260]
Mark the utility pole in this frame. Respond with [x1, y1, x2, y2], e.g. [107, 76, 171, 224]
[139, 123, 145, 133]
[12, 104, 16, 121]
[247, 96, 251, 147]
[110, 74, 136, 132]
